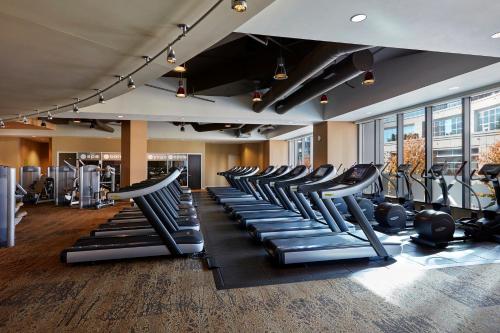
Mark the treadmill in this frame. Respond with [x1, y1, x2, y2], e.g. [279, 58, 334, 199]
[263, 164, 402, 265]
[224, 165, 291, 213]
[61, 169, 204, 263]
[248, 164, 348, 241]
[235, 165, 310, 227]
[216, 167, 262, 203]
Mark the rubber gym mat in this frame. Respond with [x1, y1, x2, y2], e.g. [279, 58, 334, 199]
[195, 193, 395, 290]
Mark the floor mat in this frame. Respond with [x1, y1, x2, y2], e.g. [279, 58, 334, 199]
[196, 192, 500, 290]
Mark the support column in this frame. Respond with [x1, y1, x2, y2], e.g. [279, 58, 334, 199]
[263, 140, 288, 167]
[313, 121, 357, 170]
[121, 120, 148, 187]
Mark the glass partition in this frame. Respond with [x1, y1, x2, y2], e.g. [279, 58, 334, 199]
[432, 100, 463, 207]
[470, 90, 500, 209]
[382, 115, 398, 196]
[403, 108, 426, 201]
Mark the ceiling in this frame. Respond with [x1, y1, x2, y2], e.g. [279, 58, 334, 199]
[237, 0, 500, 57]
[0, 0, 274, 118]
[3, 0, 500, 141]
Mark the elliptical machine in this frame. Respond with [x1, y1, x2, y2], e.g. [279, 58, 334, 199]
[459, 163, 500, 243]
[374, 163, 415, 234]
[410, 162, 476, 248]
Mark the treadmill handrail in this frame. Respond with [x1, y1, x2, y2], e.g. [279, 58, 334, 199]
[107, 170, 180, 200]
[298, 164, 379, 198]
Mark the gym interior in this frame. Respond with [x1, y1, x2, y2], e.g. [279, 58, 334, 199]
[1, 1, 499, 332]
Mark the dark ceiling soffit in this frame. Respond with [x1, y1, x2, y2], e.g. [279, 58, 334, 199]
[253, 43, 370, 113]
[275, 49, 374, 114]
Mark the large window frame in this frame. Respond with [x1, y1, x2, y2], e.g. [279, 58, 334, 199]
[357, 86, 500, 209]
[288, 134, 313, 170]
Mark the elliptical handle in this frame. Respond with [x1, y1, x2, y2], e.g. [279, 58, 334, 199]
[455, 161, 467, 177]
[410, 162, 420, 177]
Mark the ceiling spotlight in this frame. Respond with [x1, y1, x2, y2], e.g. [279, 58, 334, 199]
[117, 115, 124, 118]
[127, 76, 136, 89]
[320, 94, 328, 104]
[73, 119, 81, 123]
[174, 63, 186, 73]
[47, 111, 53, 120]
[274, 56, 288, 80]
[0, 120, 5, 128]
[167, 47, 176, 64]
[231, 0, 247, 13]
[350, 14, 367, 22]
[176, 79, 186, 98]
[252, 90, 262, 102]
[362, 71, 375, 86]
[41, 120, 47, 127]
[225, 124, 232, 128]
[22, 116, 28, 124]
[491, 32, 500, 39]
[94, 89, 105, 103]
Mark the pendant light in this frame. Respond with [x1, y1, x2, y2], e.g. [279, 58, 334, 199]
[320, 94, 328, 104]
[0, 120, 5, 128]
[48, 111, 53, 120]
[167, 47, 176, 64]
[362, 71, 375, 86]
[274, 56, 288, 80]
[176, 79, 186, 98]
[41, 120, 47, 127]
[231, 0, 247, 13]
[22, 116, 28, 124]
[252, 90, 262, 102]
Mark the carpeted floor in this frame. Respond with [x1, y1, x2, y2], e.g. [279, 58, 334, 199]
[0, 200, 499, 332]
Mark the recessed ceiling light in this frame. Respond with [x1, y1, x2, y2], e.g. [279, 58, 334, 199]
[449, 86, 460, 90]
[350, 14, 367, 23]
[117, 115, 124, 118]
[491, 32, 500, 39]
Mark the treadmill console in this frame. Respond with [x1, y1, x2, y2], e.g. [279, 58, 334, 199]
[342, 164, 371, 184]
[314, 167, 328, 178]
[290, 165, 306, 176]
[479, 164, 500, 177]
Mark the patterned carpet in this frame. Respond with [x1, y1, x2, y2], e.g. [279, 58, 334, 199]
[0, 202, 499, 332]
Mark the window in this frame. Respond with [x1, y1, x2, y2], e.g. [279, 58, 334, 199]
[432, 99, 463, 207]
[382, 115, 397, 196]
[475, 107, 500, 132]
[403, 108, 426, 201]
[358, 87, 500, 209]
[470, 89, 500, 209]
[384, 127, 397, 143]
[288, 134, 313, 170]
[432, 116, 462, 137]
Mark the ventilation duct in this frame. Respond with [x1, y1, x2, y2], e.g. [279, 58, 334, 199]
[253, 43, 369, 113]
[275, 50, 374, 114]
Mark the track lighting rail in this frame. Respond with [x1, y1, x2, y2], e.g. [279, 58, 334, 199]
[0, 0, 224, 123]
